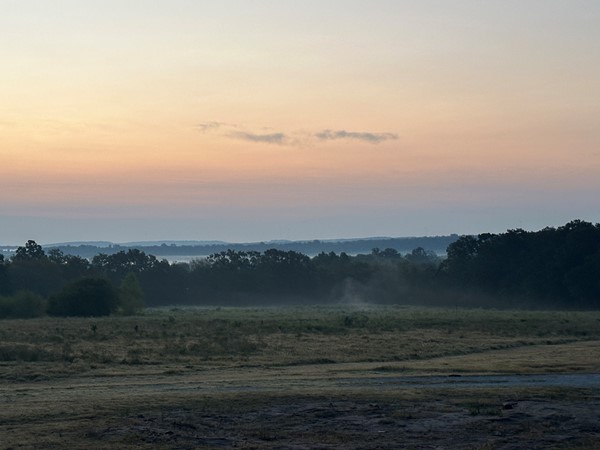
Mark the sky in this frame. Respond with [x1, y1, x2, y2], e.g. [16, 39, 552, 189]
[1, 1, 600, 244]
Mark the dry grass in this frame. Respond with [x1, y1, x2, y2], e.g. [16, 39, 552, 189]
[1, 306, 600, 448]
[2, 306, 598, 372]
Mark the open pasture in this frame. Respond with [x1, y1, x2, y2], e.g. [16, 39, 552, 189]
[2, 307, 600, 449]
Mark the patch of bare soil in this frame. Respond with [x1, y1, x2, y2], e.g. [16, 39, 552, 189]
[91, 396, 600, 449]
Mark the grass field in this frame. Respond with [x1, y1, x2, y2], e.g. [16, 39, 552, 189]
[2, 306, 600, 449]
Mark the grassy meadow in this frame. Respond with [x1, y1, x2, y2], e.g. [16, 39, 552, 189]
[2, 306, 600, 448]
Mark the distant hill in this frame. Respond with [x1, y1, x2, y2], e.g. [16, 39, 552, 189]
[118, 240, 229, 247]
[35, 235, 460, 259]
[43, 241, 115, 248]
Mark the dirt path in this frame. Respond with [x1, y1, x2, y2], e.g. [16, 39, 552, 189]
[3, 366, 600, 407]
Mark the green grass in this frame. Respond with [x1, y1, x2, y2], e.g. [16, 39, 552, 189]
[1, 306, 599, 373]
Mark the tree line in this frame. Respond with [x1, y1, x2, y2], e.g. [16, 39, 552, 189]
[0, 220, 599, 317]
[441, 220, 600, 308]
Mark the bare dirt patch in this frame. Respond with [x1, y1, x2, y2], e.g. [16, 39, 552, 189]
[80, 394, 600, 449]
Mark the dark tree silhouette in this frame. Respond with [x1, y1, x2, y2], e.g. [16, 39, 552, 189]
[48, 278, 119, 317]
[13, 240, 46, 262]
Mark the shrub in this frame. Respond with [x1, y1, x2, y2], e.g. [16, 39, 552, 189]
[119, 272, 145, 315]
[48, 278, 119, 317]
[0, 296, 13, 318]
[0, 290, 47, 319]
[11, 290, 47, 318]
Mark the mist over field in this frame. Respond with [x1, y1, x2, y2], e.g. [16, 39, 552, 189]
[2, 220, 599, 318]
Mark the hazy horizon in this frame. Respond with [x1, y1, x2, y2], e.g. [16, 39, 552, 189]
[1, 216, 595, 248]
[2, 1, 599, 245]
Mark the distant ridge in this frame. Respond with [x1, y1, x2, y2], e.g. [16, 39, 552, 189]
[43, 241, 115, 248]
[114, 240, 229, 247]
[43, 238, 393, 247]
[30, 235, 460, 259]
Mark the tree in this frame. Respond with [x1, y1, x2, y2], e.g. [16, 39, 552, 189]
[405, 247, 437, 264]
[445, 236, 480, 265]
[91, 249, 167, 282]
[48, 278, 119, 317]
[13, 240, 46, 262]
[256, 249, 316, 295]
[47, 248, 67, 264]
[119, 272, 145, 315]
[0, 257, 11, 295]
[9, 241, 61, 297]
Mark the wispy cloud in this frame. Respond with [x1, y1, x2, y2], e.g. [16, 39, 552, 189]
[196, 121, 398, 146]
[196, 121, 235, 133]
[315, 130, 398, 143]
[228, 131, 287, 144]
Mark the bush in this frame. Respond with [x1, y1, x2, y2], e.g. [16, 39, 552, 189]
[0, 291, 47, 319]
[119, 272, 145, 315]
[0, 297, 11, 318]
[48, 278, 119, 317]
[11, 291, 47, 318]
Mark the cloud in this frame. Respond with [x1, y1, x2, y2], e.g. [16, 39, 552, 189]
[228, 131, 287, 144]
[315, 129, 398, 143]
[197, 121, 286, 144]
[196, 121, 398, 146]
[196, 121, 234, 133]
